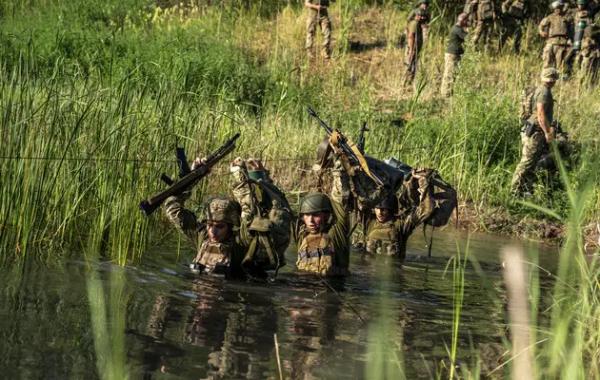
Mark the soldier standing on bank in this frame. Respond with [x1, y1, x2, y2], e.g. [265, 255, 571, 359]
[579, 23, 600, 84]
[499, 0, 528, 54]
[406, 0, 431, 42]
[539, 1, 574, 71]
[511, 68, 560, 197]
[305, 0, 333, 60]
[441, 13, 469, 98]
[403, 8, 428, 87]
[472, 0, 496, 52]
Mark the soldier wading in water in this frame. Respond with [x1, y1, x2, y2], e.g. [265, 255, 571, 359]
[164, 157, 292, 279]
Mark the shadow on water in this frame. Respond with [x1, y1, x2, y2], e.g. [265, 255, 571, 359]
[0, 229, 559, 379]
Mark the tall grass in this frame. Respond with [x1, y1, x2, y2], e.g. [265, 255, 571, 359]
[1, 0, 599, 262]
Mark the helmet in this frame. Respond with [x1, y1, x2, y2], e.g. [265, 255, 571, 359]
[577, 0, 588, 5]
[203, 197, 241, 227]
[550, 0, 565, 10]
[375, 194, 398, 211]
[418, 0, 429, 4]
[299, 193, 333, 214]
[540, 67, 560, 82]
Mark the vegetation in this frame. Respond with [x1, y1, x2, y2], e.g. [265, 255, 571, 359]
[1, 1, 599, 377]
[1, 0, 598, 262]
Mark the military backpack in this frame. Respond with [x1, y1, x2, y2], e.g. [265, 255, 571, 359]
[519, 86, 536, 123]
[478, 0, 495, 21]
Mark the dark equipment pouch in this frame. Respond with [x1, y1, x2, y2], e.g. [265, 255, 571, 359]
[521, 121, 538, 138]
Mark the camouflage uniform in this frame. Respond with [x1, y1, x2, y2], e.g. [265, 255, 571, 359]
[164, 160, 292, 277]
[499, 0, 527, 53]
[580, 25, 600, 84]
[305, 0, 332, 59]
[539, 9, 574, 70]
[365, 172, 435, 259]
[164, 195, 246, 277]
[295, 159, 384, 276]
[511, 69, 558, 195]
[472, 0, 496, 51]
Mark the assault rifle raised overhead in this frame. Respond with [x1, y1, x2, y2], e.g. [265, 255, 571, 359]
[139, 133, 240, 216]
[307, 106, 385, 188]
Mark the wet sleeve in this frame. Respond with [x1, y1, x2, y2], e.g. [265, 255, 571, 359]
[396, 176, 435, 237]
[163, 195, 202, 250]
[330, 197, 350, 267]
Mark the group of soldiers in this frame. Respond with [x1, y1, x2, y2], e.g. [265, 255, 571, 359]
[411, 0, 600, 95]
[302, 0, 600, 96]
[162, 132, 454, 280]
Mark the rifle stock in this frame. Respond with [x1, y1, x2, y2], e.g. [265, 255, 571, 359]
[139, 133, 241, 216]
[307, 107, 385, 187]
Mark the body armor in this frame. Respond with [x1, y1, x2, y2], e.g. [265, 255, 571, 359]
[506, 0, 525, 19]
[297, 232, 335, 275]
[366, 221, 400, 256]
[194, 240, 234, 274]
[545, 14, 571, 45]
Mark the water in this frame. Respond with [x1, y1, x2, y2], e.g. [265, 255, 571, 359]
[0, 229, 558, 379]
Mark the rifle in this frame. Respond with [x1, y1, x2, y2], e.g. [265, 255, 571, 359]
[357, 122, 369, 154]
[139, 133, 241, 216]
[307, 107, 385, 188]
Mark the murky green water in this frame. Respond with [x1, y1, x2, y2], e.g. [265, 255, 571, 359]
[0, 230, 557, 379]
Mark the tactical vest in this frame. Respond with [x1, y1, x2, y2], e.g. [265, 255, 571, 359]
[478, 0, 494, 21]
[194, 240, 233, 274]
[547, 14, 570, 43]
[366, 221, 400, 256]
[507, 1, 525, 19]
[297, 232, 347, 276]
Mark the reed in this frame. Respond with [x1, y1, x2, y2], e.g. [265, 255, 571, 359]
[0, 1, 598, 263]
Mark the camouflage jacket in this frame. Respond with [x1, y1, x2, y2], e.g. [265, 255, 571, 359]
[294, 159, 385, 276]
[163, 195, 247, 277]
[365, 174, 435, 259]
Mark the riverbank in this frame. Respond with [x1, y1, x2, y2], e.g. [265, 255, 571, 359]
[1, 0, 598, 260]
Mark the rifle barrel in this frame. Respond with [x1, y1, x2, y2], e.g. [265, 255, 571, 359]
[139, 133, 240, 216]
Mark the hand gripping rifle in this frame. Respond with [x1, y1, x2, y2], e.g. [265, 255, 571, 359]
[139, 133, 241, 216]
[307, 107, 385, 188]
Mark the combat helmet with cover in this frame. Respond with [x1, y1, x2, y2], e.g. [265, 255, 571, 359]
[300, 193, 333, 214]
[202, 196, 241, 227]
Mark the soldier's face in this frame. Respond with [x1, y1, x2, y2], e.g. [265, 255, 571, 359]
[375, 208, 392, 223]
[419, 4, 427, 10]
[302, 212, 329, 233]
[207, 221, 230, 243]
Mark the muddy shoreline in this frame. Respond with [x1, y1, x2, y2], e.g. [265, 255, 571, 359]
[456, 201, 600, 253]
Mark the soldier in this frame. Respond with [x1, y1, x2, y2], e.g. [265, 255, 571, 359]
[472, 0, 496, 52]
[295, 146, 385, 276]
[579, 23, 600, 84]
[539, 1, 574, 71]
[364, 182, 432, 259]
[406, 0, 431, 41]
[499, 0, 528, 53]
[511, 68, 560, 196]
[305, 0, 333, 59]
[164, 158, 291, 278]
[403, 8, 428, 86]
[441, 13, 469, 98]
